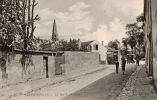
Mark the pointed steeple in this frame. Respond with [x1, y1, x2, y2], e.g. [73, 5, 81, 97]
[52, 19, 59, 42]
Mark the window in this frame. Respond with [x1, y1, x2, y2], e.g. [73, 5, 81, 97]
[95, 44, 98, 50]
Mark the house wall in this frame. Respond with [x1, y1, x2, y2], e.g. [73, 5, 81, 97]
[144, 0, 157, 87]
[90, 41, 107, 63]
[151, 0, 157, 86]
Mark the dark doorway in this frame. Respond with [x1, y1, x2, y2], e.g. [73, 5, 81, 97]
[43, 56, 49, 78]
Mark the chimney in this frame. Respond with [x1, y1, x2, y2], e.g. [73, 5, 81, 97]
[102, 41, 104, 46]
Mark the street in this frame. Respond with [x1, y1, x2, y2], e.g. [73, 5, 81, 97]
[11, 64, 136, 100]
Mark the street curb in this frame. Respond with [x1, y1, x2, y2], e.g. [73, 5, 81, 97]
[6, 67, 108, 100]
[116, 65, 143, 100]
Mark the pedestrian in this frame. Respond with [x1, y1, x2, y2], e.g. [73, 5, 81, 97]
[136, 59, 139, 66]
[135, 54, 140, 66]
[115, 61, 119, 74]
[121, 57, 126, 75]
[0, 56, 7, 79]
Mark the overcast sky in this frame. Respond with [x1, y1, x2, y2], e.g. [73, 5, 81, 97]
[34, 0, 143, 45]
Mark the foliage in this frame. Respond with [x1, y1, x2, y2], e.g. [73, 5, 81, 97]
[122, 38, 128, 48]
[39, 39, 81, 52]
[66, 39, 80, 51]
[0, 0, 39, 51]
[0, 0, 39, 75]
[125, 14, 145, 54]
[108, 40, 120, 50]
[0, 0, 22, 52]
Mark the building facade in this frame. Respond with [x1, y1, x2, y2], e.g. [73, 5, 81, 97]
[81, 40, 108, 64]
[144, 0, 157, 87]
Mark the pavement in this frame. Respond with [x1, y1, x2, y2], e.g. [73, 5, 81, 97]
[0, 64, 111, 100]
[117, 62, 157, 100]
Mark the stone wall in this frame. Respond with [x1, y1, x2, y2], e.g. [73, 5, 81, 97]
[0, 54, 55, 85]
[0, 51, 100, 86]
[62, 52, 100, 76]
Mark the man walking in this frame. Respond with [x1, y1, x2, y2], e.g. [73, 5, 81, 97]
[121, 57, 126, 75]
[135, 54, 140, 66]
[0, 56, 7, 79]
[115, 61, 119, 74]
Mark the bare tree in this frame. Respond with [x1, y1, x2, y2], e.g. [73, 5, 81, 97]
[20, 0, 39, 50]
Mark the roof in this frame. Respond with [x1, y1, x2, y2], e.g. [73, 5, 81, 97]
[81, 40, 94, 47]
[14, 49, 64, 56]
[104, 46, 117, 52]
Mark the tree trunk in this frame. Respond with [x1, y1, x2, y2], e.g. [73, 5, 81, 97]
[30, 0, 35, 38]
[27, 0, 31, 39]
[22, 0, 27, 50]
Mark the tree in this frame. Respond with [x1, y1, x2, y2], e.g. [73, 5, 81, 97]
[122, 38, 128, 49]
[128, 36, 137, 51]
[67, 39, 80, 51]
[108, 40, 120, 50]
[20, 0, 39, 50]
[0, 0, 22, 52]
[0, 0, 39, 51]
[39, 39, 81, 52]
[121, 38, 129, 55]
[125, 14, 145, 54]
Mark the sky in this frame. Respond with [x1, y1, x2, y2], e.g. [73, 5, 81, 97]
[34, 0, 144, 45]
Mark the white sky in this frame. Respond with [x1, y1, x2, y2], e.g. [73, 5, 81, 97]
[34, 0, 144, 45]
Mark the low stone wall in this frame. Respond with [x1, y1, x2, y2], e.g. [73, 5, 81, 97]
[62, 52, 100, 76]
[0, 54, 55, 86]
[0, 51, 100, 86]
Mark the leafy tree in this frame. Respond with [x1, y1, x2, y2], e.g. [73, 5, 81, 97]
[0, 0, 39, 51]
[121, 38, 129, 55]
[0, 0, 22, 52]
[122, 38, 128, 49]
[128, 36, 137, 51]
[108, 40, 120, 50]
[20, 0, 40, 50]
[125, 14, 145, 54]
[39, 39, 80, 52]
[66, 39, 80, 51]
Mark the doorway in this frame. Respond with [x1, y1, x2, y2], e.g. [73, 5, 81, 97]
[43, 56, 49, 78]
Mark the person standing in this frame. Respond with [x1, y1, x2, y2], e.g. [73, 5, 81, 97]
[121, 57, 126, 75]
[115, 61, 119, 74]
[135, 54, 140, 66]
[0, 56, 7, 79]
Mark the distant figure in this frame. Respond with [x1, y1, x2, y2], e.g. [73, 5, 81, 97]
[115, 61, 119, 74]
[121, 57, 126, 75]
[136, 59, 139, 66]
[0, 57, 7, 79]
[135, 55, 140, 66]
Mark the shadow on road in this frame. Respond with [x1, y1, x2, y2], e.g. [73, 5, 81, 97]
[63, 64, 137, 100]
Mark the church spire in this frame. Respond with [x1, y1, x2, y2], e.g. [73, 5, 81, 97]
[52, 19, 59, 42]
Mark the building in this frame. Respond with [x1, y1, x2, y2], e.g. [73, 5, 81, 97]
[144, 0, 157, 87]
[52, 19, 59, 42]
[81, 40, 108, 64]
